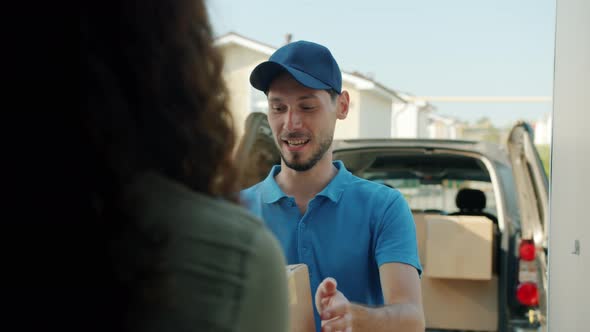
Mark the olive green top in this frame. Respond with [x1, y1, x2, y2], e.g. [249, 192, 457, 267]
[120, 172, 289, 332]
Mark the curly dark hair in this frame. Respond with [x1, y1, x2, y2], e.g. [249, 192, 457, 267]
[83, 0, 237, 197]
[81, 0, 237, 329]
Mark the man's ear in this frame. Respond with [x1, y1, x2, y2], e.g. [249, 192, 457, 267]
[336, 90, 350, 120]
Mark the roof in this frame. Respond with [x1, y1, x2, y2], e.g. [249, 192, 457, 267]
[214, 31, 277, 56]
[428, 112, 461, 125]
[342, 71, 404, 101]
[332, 138, 510, 165]
[214, 32, 403, 100]
[394, 90, 436, 111]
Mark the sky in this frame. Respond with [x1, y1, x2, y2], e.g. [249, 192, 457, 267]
[207, 0, 556, 128]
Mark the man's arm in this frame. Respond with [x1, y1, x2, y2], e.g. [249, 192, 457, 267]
[316, 263, 424, 332]
[352, 262, 424, 331]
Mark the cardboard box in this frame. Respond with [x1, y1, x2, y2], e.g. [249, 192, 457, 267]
[424, 215, 494, 280]
[286, 264, 316, 332]
[422, 275, 498, 331]
[413, 213, 427, 265]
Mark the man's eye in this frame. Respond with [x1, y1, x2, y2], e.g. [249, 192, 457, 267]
[271, 105, 286, 112]
[301, 105, 316, 111]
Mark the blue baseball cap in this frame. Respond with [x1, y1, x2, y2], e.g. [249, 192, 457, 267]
[249, 40, 342, 94]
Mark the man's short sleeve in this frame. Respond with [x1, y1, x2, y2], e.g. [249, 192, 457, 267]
[374, 191, 422, 276]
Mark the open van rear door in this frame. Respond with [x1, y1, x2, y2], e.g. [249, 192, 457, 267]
[507, 121, 550, 326]
[506, 121, 549, 247]
[234, 112, 280, 190]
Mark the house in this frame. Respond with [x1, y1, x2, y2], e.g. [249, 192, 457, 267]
[339, 71, 405, 139]
[426, 112, 464, 139]
[214, 32, 274, 138]
[214, 32, 405, 140]
[391, 94, 434, 138]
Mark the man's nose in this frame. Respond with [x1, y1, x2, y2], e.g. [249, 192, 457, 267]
[284, 109, 302, 130]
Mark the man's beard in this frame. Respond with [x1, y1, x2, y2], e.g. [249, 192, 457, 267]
[279, 135, 333, 172]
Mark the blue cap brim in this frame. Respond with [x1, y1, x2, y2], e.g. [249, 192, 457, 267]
[250, 61, 332, 93]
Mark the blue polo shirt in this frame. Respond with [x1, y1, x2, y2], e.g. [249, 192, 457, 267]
[241, 161, 421, 330]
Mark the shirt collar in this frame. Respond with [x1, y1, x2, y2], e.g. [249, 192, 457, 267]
[260, 160, 352, 204]
[261, 165, 288, 204]
[316, 160, 351, 203]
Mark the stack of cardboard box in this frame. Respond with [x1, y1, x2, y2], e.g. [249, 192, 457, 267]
[415, 214, 498, 331]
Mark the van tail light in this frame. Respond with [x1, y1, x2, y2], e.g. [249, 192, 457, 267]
[516, 282, 539, 306]
[519, 239, 536, 261]
[517, 239, 540, 307]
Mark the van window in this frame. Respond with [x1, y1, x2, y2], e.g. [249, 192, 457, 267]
[376, 178, 496, 215]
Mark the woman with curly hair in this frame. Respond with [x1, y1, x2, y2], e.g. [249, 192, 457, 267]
[81, 0, 288, 331]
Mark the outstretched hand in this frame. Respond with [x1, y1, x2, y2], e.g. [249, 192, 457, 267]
[315, 277, 352, 332]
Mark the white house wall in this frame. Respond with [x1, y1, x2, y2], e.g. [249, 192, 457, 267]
[358, 90, 392, 138]
[219, 45, 268, 138]
[393, 104, 419, 138]
[417, 109, 430, 138]
[428, 121, 445, 139]
[334, 82, 361, 139]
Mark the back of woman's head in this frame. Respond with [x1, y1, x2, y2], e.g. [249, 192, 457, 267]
[83, 0, 236, 197]
[82, 0, 237, 329]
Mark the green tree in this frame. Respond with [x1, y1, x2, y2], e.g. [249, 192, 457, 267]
[482, 127, 500, 144]
[476, 117, 492, 126]
[535, 144, 551, 178]
[474, 117, 500, 144]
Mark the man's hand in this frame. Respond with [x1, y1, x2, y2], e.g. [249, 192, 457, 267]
[315, 277, 352, 332]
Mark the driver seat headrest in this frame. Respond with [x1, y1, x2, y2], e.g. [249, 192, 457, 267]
[456, 188, 486, 211]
